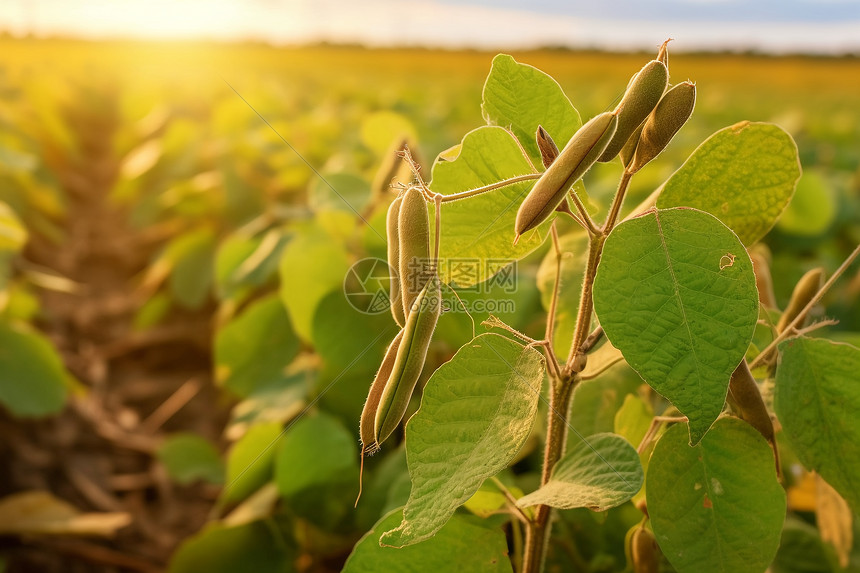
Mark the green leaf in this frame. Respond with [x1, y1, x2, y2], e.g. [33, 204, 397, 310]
[168, 521, 294, 573]
[774, 337, 860, 513]
[380, 333, 544, 547]
[0, 321, 70, 417]
[359, 111, 417, 156]
[311, 290, 397, 376]
[274, 412, 357, 498]
[775, 169, 837, 237]
[220, 422, 283, 506]
[657, 122, 801, 245]
[215, 230, 287, 300]
[593, 208, 759, 444]
[274, 411, 358, 528]
[647, 417, 785, 573]
[0, 201, 27, 253]
[344, 509, 513, 573]
[215, 294, 300, 398]
[429, 126, 549, 287]
[309, 172, 371, 214]
[517, 433, 642, 511]
[157, 433, 224, 486]
[482, 54, 581, 169]
[165, 227, 217, 310]
[614, 394, 653, 447]
[278, 222, 351, 342]
[771, 518, 835, 573]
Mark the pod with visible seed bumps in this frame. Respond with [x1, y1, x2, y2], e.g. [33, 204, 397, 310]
[386, 196, 405, 327]
[536, 125, 560, 169]
[628, 81, 696, 173]
[398, 187, 431, 318]
[359, 329, 404, 455]
[597, 60, 668, 163]
[372, 275, 442, 449]
[777, 267, 824, 333]
[727, 360, 779, 473]
[515, 112, 618, 239]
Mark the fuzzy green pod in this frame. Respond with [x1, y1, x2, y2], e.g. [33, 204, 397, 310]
[727, 360, 778, 472]
[386, 196, 405, 327]
[598, 60, 668, 163]
[619, 122, 644, 168]
[359, 329, 404, 455]
[629, 81, 696, 173]
[373, 275, 442, 448]
[398, 186, 431, 318]
[515, 112, 618, 239]
[777, 267, 824, 333]
[536, 125, 560, 169]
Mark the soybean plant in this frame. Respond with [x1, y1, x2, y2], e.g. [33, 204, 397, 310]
[346, 41, 860, 573]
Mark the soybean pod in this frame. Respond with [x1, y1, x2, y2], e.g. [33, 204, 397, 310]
[515, 111, 617, 239]
[386, 196, 405, 327]
[598, 60, 668, 163]
[374, 275, 442, 447]
[398, 186, 431, 318]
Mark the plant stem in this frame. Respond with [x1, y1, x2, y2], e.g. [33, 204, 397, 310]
[568, 191, 599, 236]
[564, 234, 605, 375]
[522, 374, 575, 573]
[524, 167, 639, 572]
[749, 242, 860, 370]
[438, 173, 541, 202]
[602, 169, 633, 233]
[545, 223, 562, 354]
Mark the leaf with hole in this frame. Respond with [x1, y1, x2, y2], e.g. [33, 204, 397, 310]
[593, 208, 758, 444]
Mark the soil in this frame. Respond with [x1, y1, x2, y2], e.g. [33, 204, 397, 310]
[0, 84, 229, 572]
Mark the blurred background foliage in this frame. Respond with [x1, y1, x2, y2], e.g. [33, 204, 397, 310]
[0, 38, 858, 571]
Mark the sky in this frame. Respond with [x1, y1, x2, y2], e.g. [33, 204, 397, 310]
[1, 0, 859, 53]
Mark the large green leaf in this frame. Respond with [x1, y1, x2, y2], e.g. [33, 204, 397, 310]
[311, 290, 397, 376]
[429, 126, 549, 287]
[165, 227, 217, 310]
[380, 333, 544, 547]
[215, 294, 300, 398]
[593, 208, 758, 444]
[274, 412, 357, 498]
[168, 521, 294, 573]
[278, 222, 351, 342]
[274, 411, 358, 529]
[517, 433, 642, 511]
[157, 433, 224, 486]
[220, 422, 283, 506]
[775, 169, 837, 237]
[774, 337, 860, 513]
[345, 509, 512, 573]
[0, 322, 70, 417]
[657, 122, 800, 245]
[647, 417, 785, 573]
[482, 54, 581, 169]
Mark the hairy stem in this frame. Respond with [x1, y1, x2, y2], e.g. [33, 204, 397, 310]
[568, 190, 599, 236]
[438, 173, 541, 202]
[564, 234, 605, 375]
[522, 375, 575, 573]
[749, 242, 860, 370]
[602, 169, 633, 233]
